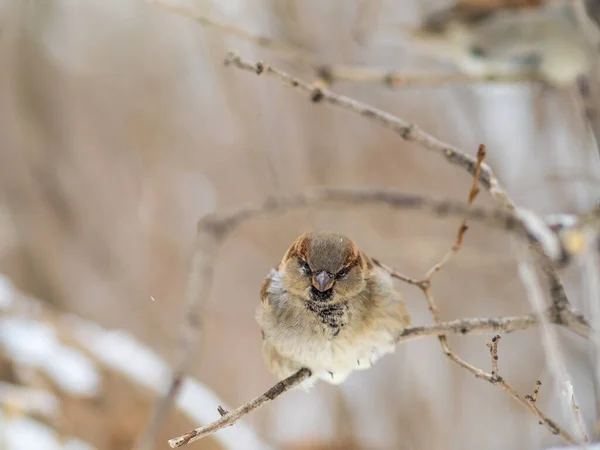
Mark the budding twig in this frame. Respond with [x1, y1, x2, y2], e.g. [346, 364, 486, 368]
[487, 335, 501, 379]
[525, 380, 542, 403]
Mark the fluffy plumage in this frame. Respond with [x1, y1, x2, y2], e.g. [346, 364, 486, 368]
[256, 232, 411, 387]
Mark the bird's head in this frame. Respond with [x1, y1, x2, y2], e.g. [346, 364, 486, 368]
[280, 232, 371, 303]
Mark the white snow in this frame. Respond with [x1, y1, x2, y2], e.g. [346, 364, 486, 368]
[0, 382, 59, 418]
[0, 412, 96, 450]
[0, 318, 100, 397]
[0, 277, 270, 450]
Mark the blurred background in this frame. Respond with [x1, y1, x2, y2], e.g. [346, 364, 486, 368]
[0, 0, 600, 449]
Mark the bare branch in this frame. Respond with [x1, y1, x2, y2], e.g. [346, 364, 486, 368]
[525, 380, 577, 440]
[371, 257, 421, 286]
[432, 330, 576, 443]
[395, 315, 576, 342]
[168, 368, 312, 448]
[224, 52, 515, 211]
[398, 146, 576, 445]
[203, 187, 568, 258]
[525, 380, 542, 403]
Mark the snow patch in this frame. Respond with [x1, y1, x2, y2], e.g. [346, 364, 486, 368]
[0, 318, 100, 397]
[0, 412, 96, 450]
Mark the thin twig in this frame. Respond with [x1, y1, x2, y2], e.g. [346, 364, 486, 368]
[525, 380, 574, 439]
[168, 368, 312, 448]
[525, 380, 542, 403]
[371, 257, 421, 286]
[401, 147, 576, 444]
[424, 144, 487, 281]
[224, 52, 515, 210]
[422, 312, 576, 443]
[487, 335, 501, 379]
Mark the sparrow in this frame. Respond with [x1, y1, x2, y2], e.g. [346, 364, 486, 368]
[406, 1, 592, 88]
[256, 232, 411, 388]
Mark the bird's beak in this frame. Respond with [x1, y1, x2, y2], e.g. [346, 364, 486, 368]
[312, 271, 334, 292]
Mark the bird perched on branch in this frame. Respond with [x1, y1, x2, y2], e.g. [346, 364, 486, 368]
[256, 232, 411, 388]
[406, 0, 593, 88]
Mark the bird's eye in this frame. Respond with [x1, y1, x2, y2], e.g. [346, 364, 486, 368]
[336, 266, 350, 279]
[299, 260, 312, 276]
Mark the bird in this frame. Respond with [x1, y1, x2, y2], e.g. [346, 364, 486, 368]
[406, 0, 592, 88]
[256, 232, 411, 388]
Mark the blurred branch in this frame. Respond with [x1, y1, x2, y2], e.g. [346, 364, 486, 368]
[136, 232, 220, 450]
[315, 64, 542, 88]
[517, 247, 590, 443]
[524, 380, 570, 438]
[149, 0, 312, 62]
[562, 381, 589, 443]
[571, 0, 600, 156]
[150, 0, 544, 90]
[582, 230, 600, 436]
[224, 52, 515, 210]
